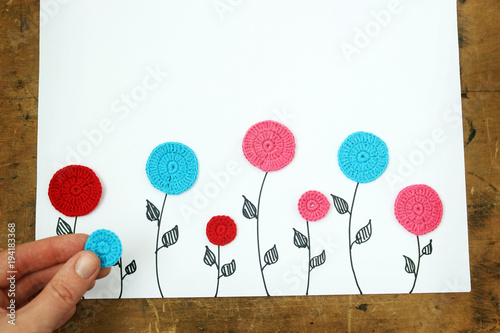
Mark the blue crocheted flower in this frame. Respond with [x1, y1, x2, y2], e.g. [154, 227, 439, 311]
[337, 132, 389, 184]
[146, 142, 199, 195]
[85, 229, 122, 268]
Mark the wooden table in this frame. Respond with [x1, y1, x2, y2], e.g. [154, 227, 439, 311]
[1, 1, 498, 332]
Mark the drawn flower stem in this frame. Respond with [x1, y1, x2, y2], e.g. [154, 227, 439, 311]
[118, 257, 124, 299]
[73, 216, 78, 234]
[348, 182, 363, 295]
[215, 245, 221, 297]
[155, 193, 168, 298]
[305, 221, 311, 296]
[410, 236, 421, 294]
[256, 172, 270, 296]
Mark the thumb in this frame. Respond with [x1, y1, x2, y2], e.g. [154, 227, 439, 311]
[18, 251, 101, 332]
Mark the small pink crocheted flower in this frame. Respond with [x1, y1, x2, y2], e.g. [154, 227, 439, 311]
[394, 184, 443, 236]
[242, 120, 296, 172]
[298, 191, 331, 222]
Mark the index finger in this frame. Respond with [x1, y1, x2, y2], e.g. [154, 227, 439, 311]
[0, 234, 89, 288]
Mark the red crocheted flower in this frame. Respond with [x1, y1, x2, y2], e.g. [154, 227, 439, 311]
[48, 165, 102, 217]
[394, 184, 443, 236]
[298, 191, 331, 222]
[206, 215, 237, 246]
[242, 120, 296, 172]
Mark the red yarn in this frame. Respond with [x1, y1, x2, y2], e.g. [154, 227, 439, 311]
[48, 165, 102, 217]
[206, 215, 237, 246]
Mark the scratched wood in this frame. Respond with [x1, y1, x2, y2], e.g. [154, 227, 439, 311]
[0, 0, 498, 332]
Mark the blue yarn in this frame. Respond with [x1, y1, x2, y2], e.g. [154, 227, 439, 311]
[85, 229, 122, 268]
[146, 142, 198, 195]
[337, 131, 389, 184]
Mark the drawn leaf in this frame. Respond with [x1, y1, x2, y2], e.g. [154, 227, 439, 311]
[125, 260, 137, 275]
[161, 225, 179, 247]
[422, 239, 433, 256]
[56, 218, 72, 235]
[146, 199, 160, 222]
[310, 250, 326, 270]
[203, 246, 216, 267]
[293, 228, 308, 248]
[403, 255, 416, 274]
[242, 195, 257, 219]
[264, 245, 279, 265]
[221, 259, 236, 277]
[331, 195, 349, 215]
[354, 220, 372, 245]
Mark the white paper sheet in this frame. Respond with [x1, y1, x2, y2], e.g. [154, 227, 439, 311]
[37, 0, 470, 298]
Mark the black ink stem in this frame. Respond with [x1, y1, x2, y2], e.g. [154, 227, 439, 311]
[155, 193, 168, 298]
[215, 245, 221, 297]
[73, 216, 78, 234]
[118, 257, 123, 299]
[348, 182, 363, 295]
[409, 236, 421, 294]
[306, 221, 311, 296]
[256, 172, 270, 296]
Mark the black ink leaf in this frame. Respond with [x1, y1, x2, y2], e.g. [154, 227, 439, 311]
[146, 199, 160, 222]
[203, 246, 216, 267]
[403, 255, 416, 274]
[331, 194, 349, 214]
[264, 245, 279, 265]
[292, 228, 308, 248]
[354, 220, 372, 245]
[242, 195, 257, 219]
[221, 259, 236, 277]
[125, 260, 137, 275]
[309, 250, 326, 270]
[422, 239, 433, 256]
[56, 217, 72, 235]
[161, 225, 179, 247]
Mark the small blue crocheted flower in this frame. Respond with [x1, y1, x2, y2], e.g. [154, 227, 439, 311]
[337, 132, 389, 183]
[146, 142, 199, 195]
[85, 229, 122, 268]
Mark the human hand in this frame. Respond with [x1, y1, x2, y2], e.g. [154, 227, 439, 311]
[0, 234, 111, 332]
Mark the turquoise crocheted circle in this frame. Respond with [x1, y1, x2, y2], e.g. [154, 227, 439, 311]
[146, 142, 198, 195]
[84, 229, 122, 268]
[338, 132, 389, 184]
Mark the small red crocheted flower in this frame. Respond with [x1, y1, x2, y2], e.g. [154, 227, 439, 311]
[48, 165, 102, 217]
[394, 184, 443, 236]
[242, 120, 296, 172]
[298, 191, 331, 222]
[206, 215, 237, 246]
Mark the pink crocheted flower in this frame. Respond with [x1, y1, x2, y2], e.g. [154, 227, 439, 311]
[242, 120, 296, 172]
[394, 185, 443, 236]
[298, 191, 331, 222]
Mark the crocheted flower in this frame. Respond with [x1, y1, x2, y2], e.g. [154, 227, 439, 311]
[206, 215, 237, 246]
[242, 120, 296, 172]
[337, 132, 389, 184]
[394, 185, 443, 236]
[298, 191, 331, 222]
[84, 229, 122, 268]
[146, 142, 198, 195]
[48, 165, 102, 217]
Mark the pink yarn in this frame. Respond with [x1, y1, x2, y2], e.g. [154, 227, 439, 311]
[298, 191, 331, 222]
[394, 185, 443, 236]
[242, 120, 296, 172]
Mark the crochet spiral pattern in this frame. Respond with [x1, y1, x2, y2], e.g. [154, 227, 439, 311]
[48, 165, 102, 217]
[338, 131, 389, 184]
[242, 120, 296, 172]
[298, 191, 331, 222]
[206, 215, 237, 246]
[85, 229, 122, 268]
[394, 184, 443, 236]
[146, 142, 198, 195]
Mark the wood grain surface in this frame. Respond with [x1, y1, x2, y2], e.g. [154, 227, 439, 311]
[1, 1, 499, 332]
